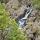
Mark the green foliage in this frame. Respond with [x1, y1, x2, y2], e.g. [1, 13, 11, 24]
[6, 19, 27, 40]
[32, 0, 40, 10]
[0, 3, 10, 29]
[0, 3, 27, 40]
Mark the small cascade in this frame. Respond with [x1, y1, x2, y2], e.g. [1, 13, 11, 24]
[18, 5, 33, 28]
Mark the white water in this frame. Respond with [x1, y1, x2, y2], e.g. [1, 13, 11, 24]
[18, 6, 33, 28]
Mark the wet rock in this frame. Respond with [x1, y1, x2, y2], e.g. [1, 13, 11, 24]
[28, 17, 36, 22]
[30, 10, 37, 17]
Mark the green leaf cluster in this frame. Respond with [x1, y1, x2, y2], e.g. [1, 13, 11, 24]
[0, 3, 10, 29]
[32, 0, 40, 10]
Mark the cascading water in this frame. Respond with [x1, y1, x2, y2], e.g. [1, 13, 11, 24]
[18, 5, 33, 28]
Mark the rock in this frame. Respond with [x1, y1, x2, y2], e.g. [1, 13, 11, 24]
[5, 0, 40, 40]
[30, 10, 37, 17]
[35, 35, 40, 40]
[28, 17, 36, 22]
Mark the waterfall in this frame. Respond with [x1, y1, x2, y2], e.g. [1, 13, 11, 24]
[18, 6, 33, 28]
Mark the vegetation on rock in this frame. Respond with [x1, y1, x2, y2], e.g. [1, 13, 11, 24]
[0, 3, 27, 40]
[0, 0, 40, 40]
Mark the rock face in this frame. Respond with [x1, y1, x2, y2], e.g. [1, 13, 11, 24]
[23, 10, 40, 40]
